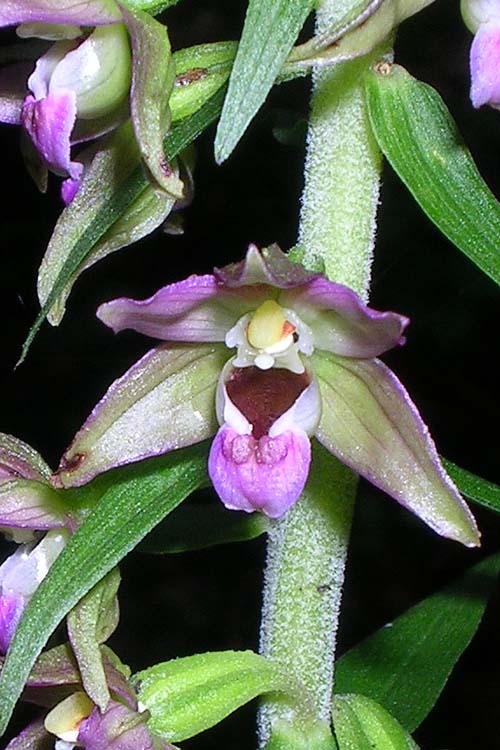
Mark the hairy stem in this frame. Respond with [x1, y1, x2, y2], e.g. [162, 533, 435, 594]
[258, 446, 356, 747]
[258, 1, 384, 745]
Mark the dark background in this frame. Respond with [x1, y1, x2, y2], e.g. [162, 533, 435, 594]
[1, 0, 499, 747]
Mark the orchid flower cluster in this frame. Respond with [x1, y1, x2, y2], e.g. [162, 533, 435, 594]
[0, 244, 480, 747]
[0, 0, 497, 748]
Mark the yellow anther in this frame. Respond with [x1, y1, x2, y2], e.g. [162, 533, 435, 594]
[247, 300, 288, 350]
[45, 692, 94, 740]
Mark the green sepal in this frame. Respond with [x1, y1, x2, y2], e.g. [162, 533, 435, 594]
[66, 568, 121, 710]
[121, 4, 184, 198]
[365, 62, 500, 286]
[37, 121, 172, 326]
[313, 351, 479, 547]
[56, 343, 227, 488]
[334, 553, 500, 731]
[0, 479, 66, 532]
[0, 432, 51, 480]
[333, 694, 419, 750]
[135, 650, 306, 742]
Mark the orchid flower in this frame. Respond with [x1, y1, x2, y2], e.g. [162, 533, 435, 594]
[461, 0, 500, 109]
[55, 245, 479, 547]
[0, 1, 183, 203]
[5, 646, 173, 750]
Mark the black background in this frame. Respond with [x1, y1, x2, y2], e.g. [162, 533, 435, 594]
[1, 0, 499, 748]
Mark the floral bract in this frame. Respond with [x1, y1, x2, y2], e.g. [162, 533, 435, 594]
[56, 244, 479, 546]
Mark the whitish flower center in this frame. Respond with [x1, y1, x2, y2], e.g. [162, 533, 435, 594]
[225, 299, 313, 374]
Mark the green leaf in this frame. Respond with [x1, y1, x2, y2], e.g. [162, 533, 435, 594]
[135, 650, 302, 742]
[37, 122, 167, 326]
[365, 63, 500, 286]
[19, 86, 226, 365]
[443, 459, 500, 514]
[140, 502, 268, 553]
[66, 568, 121, 710]
[334, 552, 500, 731]
[214, 0, 314, 163]
[333, 694, 419, 750]
[0, 445, 208, 736]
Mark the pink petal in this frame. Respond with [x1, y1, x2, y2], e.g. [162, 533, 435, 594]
[215, 243, 316, 289]
[0, 1, 121, 28]
[0, 594, 24, 653]
[208, 426, 311, 518]
[280, 276, 409, 358]
[97, 275, 270, 342]
[470, 22, 500, 108]
[78, 701, 156, 750]
[61, 174, 81, 204]
[21, 90, 82, 182]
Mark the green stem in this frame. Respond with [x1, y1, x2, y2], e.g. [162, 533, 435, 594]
[298, 50, 382, 299]
[258, 1, 384, 745]
[258, 446, 356, 747]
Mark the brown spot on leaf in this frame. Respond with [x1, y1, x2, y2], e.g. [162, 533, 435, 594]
[58, 452, 86, 474]
[374, 61, 392, 76]
[175, 68, 207, 87]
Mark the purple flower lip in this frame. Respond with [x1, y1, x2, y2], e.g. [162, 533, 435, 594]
[470, 21, 500, 109]
[59, 244, 479, 546]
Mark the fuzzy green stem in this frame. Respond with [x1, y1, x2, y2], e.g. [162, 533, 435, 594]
[258, 446, 356, 747]
[258, 1, 384, 745]
[298, 0, 384, 299]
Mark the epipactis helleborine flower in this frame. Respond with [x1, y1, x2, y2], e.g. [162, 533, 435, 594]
[461, 0, 500, 109]
[55, 244, 479, 547]
[0, 1, 183, 203]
